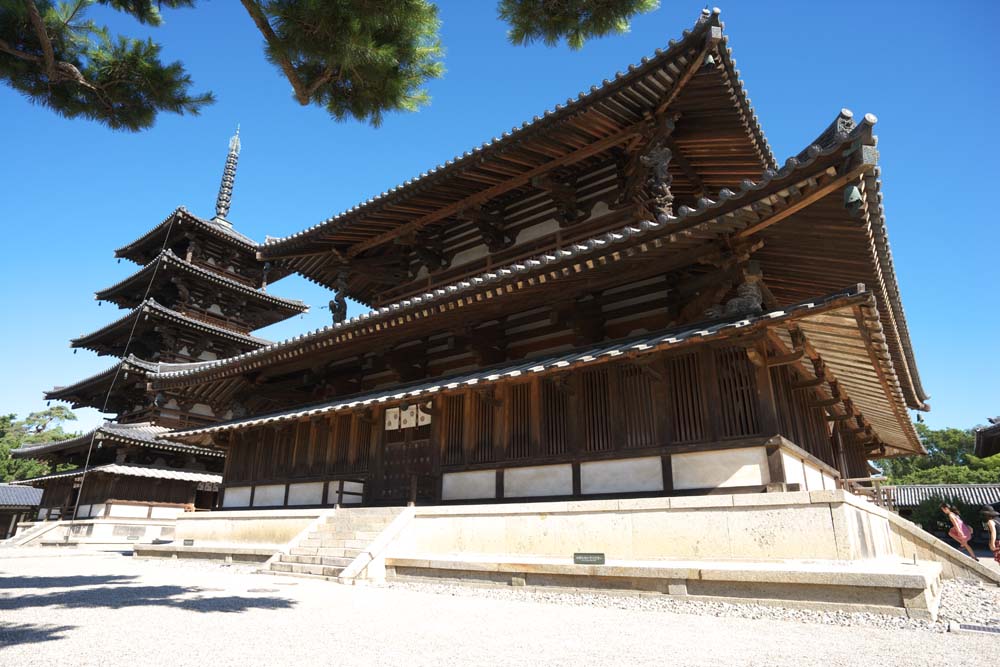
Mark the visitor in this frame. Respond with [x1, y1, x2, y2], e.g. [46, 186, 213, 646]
[941, 504, 976, 559]
[980, 505, 1000, 564]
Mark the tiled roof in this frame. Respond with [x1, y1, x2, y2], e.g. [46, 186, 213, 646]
[0, 484, 43, 508]
[96, 249, 307, 312]
[71, 298, 271, 352]
[152, 111, 923, 417]
[167, 286, 920, 455]
[887, 485, 1000, 509]
[44, 355, 156, 406]
[10, 422, 224, 460]
[114, 207, 258, 261]
[10, 464, 222, 486]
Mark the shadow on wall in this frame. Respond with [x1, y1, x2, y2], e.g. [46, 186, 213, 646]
[0, 622, 75, 648]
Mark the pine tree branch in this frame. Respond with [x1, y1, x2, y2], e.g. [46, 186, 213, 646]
[25, 0, 57, 78]
[303, 63, 338, 100]
[0, 37, 42, 63]
[239, 0, 310, 105]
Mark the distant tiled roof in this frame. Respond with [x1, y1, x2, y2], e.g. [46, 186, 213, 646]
[0, 484, 43, 508]
[10, 464, 222, 486]
[115, 207, 258, 261]
[888, 485, 1000, 509]
[11, 422, 223, 460]
[71, 298, 271, 352]
[96, 249, 308, 313]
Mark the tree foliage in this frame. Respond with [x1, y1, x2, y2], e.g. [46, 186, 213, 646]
[0, 0, 660, 130]
[908, 494, 980, 536]
[499, 0, 659, 49]
[0, 0, 213, 131]
[0, 406, 78, 482]
[879, 424, 977, 481]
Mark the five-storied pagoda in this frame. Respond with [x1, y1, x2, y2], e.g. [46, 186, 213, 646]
[13, 131, 308, 521]
[155, 9, 929, 512]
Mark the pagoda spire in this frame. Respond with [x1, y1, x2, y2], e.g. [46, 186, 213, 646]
[213, 125, 241, 225]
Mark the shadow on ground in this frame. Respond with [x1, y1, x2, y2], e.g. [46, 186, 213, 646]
[0, 572, 296, 615]
[0, 574, 137, 590]
[0, 623, 75, 648]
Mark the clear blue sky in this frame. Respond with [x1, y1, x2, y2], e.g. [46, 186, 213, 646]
[1, 2, 996, 434]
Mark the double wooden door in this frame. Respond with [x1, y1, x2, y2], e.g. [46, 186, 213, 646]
[379, 437, 435, 504]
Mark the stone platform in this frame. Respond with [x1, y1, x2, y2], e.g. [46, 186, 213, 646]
[385, 555, 944, 620]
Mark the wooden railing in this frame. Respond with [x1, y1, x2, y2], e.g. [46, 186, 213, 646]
[840, 477, 895, 511]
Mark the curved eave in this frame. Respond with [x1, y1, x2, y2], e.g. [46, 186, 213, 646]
[150, 114, 877, 390]
[95, 249, 308, 316]
[114, 208, 259, 265]
[12, 423, 224, 460]
[260, 9, 772, 272]
[44, 356, 153, 407]
[70, 299, 271, 354]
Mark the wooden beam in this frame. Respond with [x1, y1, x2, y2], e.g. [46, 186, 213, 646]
[345, 122, 647, 258]
[735, 164, 872, 239]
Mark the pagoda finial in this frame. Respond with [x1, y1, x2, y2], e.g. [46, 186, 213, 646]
[214, 125, 241, 225]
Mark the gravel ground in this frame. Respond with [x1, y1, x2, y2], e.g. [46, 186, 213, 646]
[0, 549, 995, 667]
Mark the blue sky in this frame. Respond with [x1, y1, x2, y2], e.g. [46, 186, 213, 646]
[1, 2, 996, 434]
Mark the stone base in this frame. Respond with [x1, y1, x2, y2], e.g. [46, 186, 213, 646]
[385, 555, 943, 620]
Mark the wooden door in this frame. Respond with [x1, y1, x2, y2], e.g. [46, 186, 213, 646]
[380, 437, 434, 504]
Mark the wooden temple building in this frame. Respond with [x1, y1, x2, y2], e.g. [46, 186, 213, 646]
[156, 10, 929, 510]
[13, 130, 307, 519]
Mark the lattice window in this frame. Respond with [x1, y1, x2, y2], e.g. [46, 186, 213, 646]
[619, 364, 658, 449]
[580, 367, 614, 452]
[471, 392, 496, 463]
[665, 352, 705, 443]
[442, 395, 465, 466]
[541, 380, 569, 456]
[351, 414, 372, 473]
[715, 347, 761, 438]
[508, 383, 531, 460]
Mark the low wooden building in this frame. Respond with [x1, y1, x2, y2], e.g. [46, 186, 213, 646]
[975, 419, 1000, 458]
[159, 10, 928, 509]
[0, 485, 42, 539]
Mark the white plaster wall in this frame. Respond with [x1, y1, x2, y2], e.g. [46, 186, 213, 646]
[781, 451, 806, 489]
[77, 504, 92, 519]
[803, 462, 824, 491]
[252, 484, 286, 507]
[442, 470, 497, 500]
[822, 472, 836, 491]
[341, 494, 362, 505]
[517, 218, 559, 244]
[342, 481, 364, 494]
[222, 486, 252, 508]
[288, 482, 324, 506]
[580, 457, 662, 495]
[108, 503, 150, 518]
[504, 464, 573, 498]
[150, 506, 184, 519]
[672, 448, 768, 491]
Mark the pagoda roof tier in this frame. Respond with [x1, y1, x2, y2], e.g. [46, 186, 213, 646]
[11, 422, 223, 461]
[45, 355, 156, 413]
[9, 463, 222, 487]
[259, 9, 775, 305]
[95, 249, 308, 327]
[149, 112, 927, 413]
[167, 287, 922, 458]
[114, 207, 293, 284]
[70, 299, 270, 358]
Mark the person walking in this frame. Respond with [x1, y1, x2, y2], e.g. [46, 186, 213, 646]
[981, 505, 1000, 564]
[941, 504, 977, 559]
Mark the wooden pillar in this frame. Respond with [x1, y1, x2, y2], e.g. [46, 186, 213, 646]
[752, 340, 780, 437]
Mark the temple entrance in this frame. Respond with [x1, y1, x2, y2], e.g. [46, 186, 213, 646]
[379, 438, 434, 504]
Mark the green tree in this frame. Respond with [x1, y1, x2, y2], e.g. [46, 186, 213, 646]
[0, 0, 661, 131]
[880, 423, 976, 481]
[0, 406, 79, 482]
[908, 494, 980, 537]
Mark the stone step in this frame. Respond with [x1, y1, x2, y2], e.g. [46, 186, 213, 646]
[289, 547, 319, 556]
[322, 520, 393, 530]
[299, 538, 322, 548]
[313, 530, 382, 541]
[281, 554, 322, 565]
[271, 561, 344, 578]
[315, 546, 353, 558]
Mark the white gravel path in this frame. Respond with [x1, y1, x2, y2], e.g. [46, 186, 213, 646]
[0, 550, 995, 667]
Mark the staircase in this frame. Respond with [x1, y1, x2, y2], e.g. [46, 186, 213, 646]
[269, 507, 402, 580]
